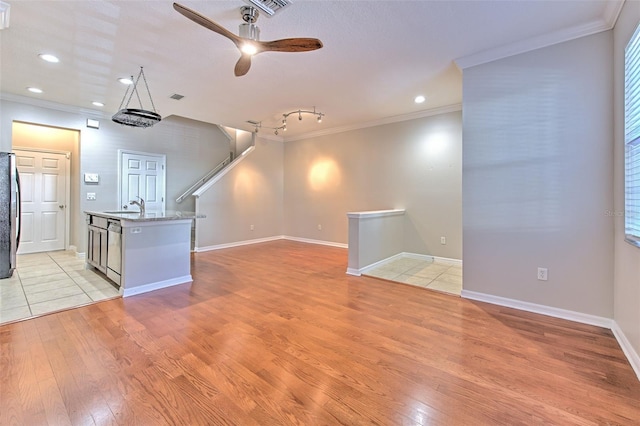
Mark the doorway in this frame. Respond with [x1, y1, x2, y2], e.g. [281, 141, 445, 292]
[13, 148, 70, 254]
[118, 150, 166, 212]
[12, 121, 80, 254]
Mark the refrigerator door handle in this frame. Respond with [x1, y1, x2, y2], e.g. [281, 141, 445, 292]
[15, 168, 21, 250]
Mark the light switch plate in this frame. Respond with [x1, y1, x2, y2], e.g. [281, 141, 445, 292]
[84, 173, 99, 184]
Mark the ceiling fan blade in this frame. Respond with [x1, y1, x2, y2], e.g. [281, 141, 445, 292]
[234, 54, 252, 77]
[258, 38, 323, 53]
[173, 3, 242, 48]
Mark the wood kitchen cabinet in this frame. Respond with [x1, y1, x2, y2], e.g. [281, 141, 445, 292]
[86, 215, 108, 274]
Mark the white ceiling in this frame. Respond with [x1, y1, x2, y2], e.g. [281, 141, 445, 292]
[0, 0, 622, 139]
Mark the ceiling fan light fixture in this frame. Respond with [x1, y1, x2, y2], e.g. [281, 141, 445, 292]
[241, 42, 258, 56]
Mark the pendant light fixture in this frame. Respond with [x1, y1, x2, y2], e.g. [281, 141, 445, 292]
[112, 67, 161, 128]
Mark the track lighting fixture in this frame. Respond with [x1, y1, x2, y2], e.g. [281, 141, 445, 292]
[249, 106, 324, 135]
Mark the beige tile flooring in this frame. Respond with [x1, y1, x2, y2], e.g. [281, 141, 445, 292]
[0, 250, 120, 325]
[363, 255, 462, 295]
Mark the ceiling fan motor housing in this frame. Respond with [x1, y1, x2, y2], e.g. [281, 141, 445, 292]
[239, 22, 260, 41]
[240, 6, 260, 40]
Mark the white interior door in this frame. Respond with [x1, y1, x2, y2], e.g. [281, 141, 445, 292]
[14, 149, 69, 254]
[120, 151, 166, 212]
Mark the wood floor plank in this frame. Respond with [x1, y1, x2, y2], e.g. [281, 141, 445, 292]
[1, 240, 639, 425]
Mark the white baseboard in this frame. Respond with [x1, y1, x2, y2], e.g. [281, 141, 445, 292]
[351, 252, 462, 276]
[355, 252, 406, 275]
[432, 255, 463, 266]
[195, 235, 348, 252]
[195, 236, 283, 252]
[461, 290, 613, 328]
[122, 275, 193, 297]
[282, 236, 348, 249]
[612, 321, 640, 381]
[460, 290, 640, 382]
[346, 268, 362, 276]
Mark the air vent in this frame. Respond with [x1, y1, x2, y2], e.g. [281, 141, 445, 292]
[242, 0, 291, 16]
[170, 93, 184, 100]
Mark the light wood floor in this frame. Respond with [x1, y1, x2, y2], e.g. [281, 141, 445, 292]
[1, 240, 639, 425]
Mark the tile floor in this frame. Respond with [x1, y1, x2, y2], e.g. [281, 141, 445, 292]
[363, 255, 462, 295]
[0, 250, 121, 325]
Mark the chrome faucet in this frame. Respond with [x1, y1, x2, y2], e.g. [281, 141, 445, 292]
[129, 196, 145, 215]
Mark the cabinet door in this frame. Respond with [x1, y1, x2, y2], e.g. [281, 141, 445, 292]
[98, 228, 108, 272]
[87, 227, 94, 264]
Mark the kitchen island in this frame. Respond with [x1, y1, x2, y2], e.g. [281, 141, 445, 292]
[85, 210, 203, 297]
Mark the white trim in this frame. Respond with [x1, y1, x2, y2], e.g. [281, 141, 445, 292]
[1, 92, 106, 118]
[195, 235, 348, 252]
[122, 275, 192, 297]
[348, 252, 462, 276]
[346, 268, 361, 276]
[346, 209, 405, 219]
[454, 291, 640, 383]
[195, 235, 283, 252]
[602, 0, 625, 29]
[284, 104, 462, 142]
[13, 147, 72, 253]
[357, 252, 406, 275]
[282, 236, 348, 249]
[455, 18, 614, 70]
[611, 321, 640, 381]
[460, 290, 613, 329]
[192, 146, 255, 197]
[431, 255, 463, 266]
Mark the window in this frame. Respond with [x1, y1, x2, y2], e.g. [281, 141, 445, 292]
[625, 23, 640, 247]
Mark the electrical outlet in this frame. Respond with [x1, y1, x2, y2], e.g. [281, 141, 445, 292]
[537, 267, 548, 281]
[440, 236, 446, 245]
[250, 224, 254, 231]
[86, 192, 96, 200]
[317, 224, 322, 230]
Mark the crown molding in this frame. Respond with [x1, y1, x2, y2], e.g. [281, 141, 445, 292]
[455, 1, 623, 71]
[0, 92, 108, 118]
[603, 0, 625, 28]
[283, 103, 462, 143]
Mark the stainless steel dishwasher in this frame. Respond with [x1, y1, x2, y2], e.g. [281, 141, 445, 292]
[106, 219, 122, 287]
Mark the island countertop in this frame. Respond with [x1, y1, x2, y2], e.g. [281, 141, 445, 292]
[84, 210, 205, 222]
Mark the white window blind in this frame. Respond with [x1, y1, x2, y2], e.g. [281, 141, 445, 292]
[625, 23, 640, 246]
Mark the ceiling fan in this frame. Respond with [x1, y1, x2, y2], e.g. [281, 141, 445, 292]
[173, 2, 323, 77]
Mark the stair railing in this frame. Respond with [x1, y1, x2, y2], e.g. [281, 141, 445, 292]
[176, 156, 230, 203]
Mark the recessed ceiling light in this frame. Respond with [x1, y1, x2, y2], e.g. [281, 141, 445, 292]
[118, 77, 133, 85]
[92, 101, 104, 107]
[414, 95, 426, 104]
[39, 53, 59, 63]
[27, 87, 43, 94]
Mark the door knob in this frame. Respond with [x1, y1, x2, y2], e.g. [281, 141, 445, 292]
[59, 205, 65, 209]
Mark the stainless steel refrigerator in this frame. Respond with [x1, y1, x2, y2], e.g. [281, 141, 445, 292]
[0, 152, 21, 278]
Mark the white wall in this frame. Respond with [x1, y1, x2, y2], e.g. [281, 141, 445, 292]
[613, 2, 640, 366]
[462, 31, 614, 317]
[195, 137, 284, 249]
[0, 98, 232, 252]
[283, 111, 462, 259]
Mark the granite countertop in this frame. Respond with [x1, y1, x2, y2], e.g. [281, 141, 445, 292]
[85, 210, 205, 222]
